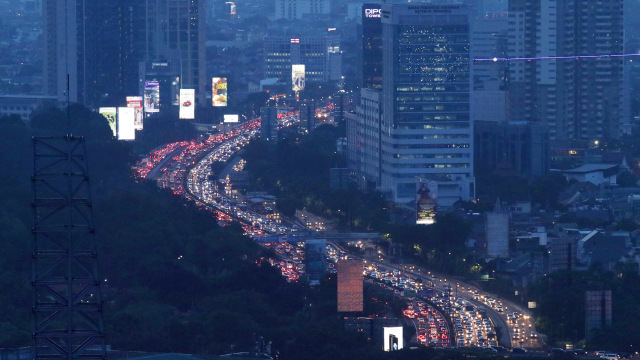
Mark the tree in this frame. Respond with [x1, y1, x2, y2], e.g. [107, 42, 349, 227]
[530, 173, 569, 210]
[616, 171, 638, 187]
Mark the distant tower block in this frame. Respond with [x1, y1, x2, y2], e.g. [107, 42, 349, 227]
[486, 200, 509, 258]
[585, 290, 612, 342]
[305, 239, 327, 286]
[32, 135, 107, 360]
[337, 259, 363, 312]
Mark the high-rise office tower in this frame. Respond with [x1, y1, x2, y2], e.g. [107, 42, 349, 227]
[84, 2, 142, 106]
[263, 32, 342, 85]
[379, 3, 474, 205]
[507, 0, 624, 141]
[346, 87, 382, 190]
[470, 15, 508, 122]
[44, 0, 206, 107]
[44, 1, 143, 106]
[43, 0, 79, 104]
[299, 99, 316, 134]
[261, 107, 279, 143]
[361, 3, 383, 89]
[347, 4, 383, 191]
[141, 0, 207, 106]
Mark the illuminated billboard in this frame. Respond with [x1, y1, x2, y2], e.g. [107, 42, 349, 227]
[337, 259, 363, 312]
[144, 81, 160, 113]
[416, 181, 437, 225]
[383, 327, 403, 351]
[126, 96, 144, 130]
[99, 107, 117, 136]
[224, 114, 239, 123]
[226, 2, 236, 15]
[292, 65, 305, 92]
[212, 77, 228, 107]
[117, 107, 135, 140]
[179, 89, 195, 119]
[305, 239, 326, 286]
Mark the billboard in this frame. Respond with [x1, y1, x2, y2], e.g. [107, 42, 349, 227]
[126, 96, 144, 130]
[337, 259, 363, 312]
[416, 181, 437, 225]
[179, 89, 195, 119]
[117, 107, 135, 140]
[224, 114, 239, 123]
[292, 65, 305, 92]
[305, 239, 326, 286]
[144, 81, 160, 113]
[383, 327, 403, 351]
[212, 77, 228, 107]
[99, 107, 117, 136]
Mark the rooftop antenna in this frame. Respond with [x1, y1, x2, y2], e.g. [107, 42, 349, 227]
[67, 73, 71, 134]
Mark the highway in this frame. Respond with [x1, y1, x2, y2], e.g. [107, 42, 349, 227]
[133, 116, 545, 352]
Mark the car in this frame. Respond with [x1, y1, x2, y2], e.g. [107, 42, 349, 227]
[512, 347, 527, 353]
[492, 346, 508, 353]
[601, 354, 620, 360]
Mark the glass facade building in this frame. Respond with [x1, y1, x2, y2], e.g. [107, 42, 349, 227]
[380, 4, 474, 204]
[263, 33, 342, 85]
[362, 3, 383, 89]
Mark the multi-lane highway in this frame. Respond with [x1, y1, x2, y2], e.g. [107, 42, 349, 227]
[134, 117, 544, 352]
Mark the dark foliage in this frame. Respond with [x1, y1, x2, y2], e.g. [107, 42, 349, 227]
[242, 126, 389, 231]
[528, 267, 640, 351]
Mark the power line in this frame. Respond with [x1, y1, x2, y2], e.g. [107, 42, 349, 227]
[473, 53, 640, 62]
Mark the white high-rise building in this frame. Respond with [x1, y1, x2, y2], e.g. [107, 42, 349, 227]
[379, 4, 475, 205]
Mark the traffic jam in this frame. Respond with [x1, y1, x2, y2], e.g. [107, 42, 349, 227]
[134, 113, 506, 351]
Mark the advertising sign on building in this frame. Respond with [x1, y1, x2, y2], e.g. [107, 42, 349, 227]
[292, 64, 305, 92]
[224, 114, 239, 123]
[337, 259, 363, 312]
[416, 181, 437, 225]
[117, 107, 135, 140]
[212, 77, 228, 107]
[383, 327, 403, 351]
[144, 81, 160, 113]
[99, 107, 117, 137]
[126, 96, 144, 130]
[179, 89, 195, 119]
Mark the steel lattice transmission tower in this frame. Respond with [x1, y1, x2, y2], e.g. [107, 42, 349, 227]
[31, 135, 107, 360]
